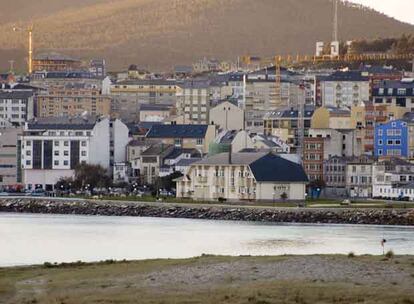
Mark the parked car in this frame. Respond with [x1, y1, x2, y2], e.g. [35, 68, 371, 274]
[30, 189, 46, 197]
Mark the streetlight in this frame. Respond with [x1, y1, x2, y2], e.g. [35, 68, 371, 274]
[13, 25, 34, 74]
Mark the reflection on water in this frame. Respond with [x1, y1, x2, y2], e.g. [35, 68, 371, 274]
[1, 213, 414, 266]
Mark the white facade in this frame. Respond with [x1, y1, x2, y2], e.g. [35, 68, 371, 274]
[209, 101, 244, 131]
[321, 81, 369, 108]
[21, 117, 129, 190]
[176, 153, 308, 201]
[0, 91, 34, 126]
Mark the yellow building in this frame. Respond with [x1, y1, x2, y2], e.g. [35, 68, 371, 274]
[37, 86, 111, 118]
[311, 106, 352, 130]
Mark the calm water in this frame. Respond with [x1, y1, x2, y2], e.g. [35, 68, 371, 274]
[1, 213, 414, 266]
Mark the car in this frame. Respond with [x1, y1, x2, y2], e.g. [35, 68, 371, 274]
[30, 189, 46, 197]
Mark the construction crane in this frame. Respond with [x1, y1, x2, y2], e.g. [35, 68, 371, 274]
[241, 51, 414, 157]
[13, 25, 34, 74]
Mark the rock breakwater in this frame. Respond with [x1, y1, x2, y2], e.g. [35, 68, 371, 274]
[1, 198, 414, 226]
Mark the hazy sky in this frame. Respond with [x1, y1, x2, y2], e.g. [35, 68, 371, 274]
[350, 0, 414, 25]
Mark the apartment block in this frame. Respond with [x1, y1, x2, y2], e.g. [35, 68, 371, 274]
[374, 120, 408, 158]
[372, 79, 414, 109]
[110, 79, 176, 122]
[316, 71, 370, 108]
[176, 80, 211, 125]
[20, 116, 129, 190]
[37, 84, 111, 118]
[0, 91, 34, 126]
[0, 127, 22, 187]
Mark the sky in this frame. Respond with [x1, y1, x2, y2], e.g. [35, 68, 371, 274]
[350, 0, 414, 25]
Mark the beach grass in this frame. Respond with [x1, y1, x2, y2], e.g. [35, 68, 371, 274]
[1, 255, 414, 304]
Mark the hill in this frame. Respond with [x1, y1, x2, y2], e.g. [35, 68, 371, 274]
[0, 0, 413, 71]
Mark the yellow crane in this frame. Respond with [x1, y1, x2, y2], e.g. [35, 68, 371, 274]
[13, 25, 34, 74]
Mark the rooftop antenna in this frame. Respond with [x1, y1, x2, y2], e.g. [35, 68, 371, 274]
[333, 0, 339, 42]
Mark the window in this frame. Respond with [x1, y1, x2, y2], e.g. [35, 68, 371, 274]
[81, 151, 87, 157]
[26, 160, 31, 166]
[63, 160, 69, 166]
[26, 150, 31, 156]
[54, 160, 59, 166]
[54, 151, 59, 156]
[378, 129, 383, 136]
[174, 138, 182, 146]
[26, 141, 31, 146]
[397, 88, 406, 95]
[64, 141, 69, 146]
[64, 151, 69, 156]
[196, 138, 203, 145]
[81, 141, 87, 147]
[378, 149, 383, 156]
[54, 141, 59, 147]
[378, 140, 383, 145]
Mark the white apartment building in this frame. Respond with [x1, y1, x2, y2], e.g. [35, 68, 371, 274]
[20, 116, 129, 190]
[318, 71, 370, 108]
[0, 91, 34, 126]
[176, 152, 308, 201]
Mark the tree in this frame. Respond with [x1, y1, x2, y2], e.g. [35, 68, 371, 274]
[55, 177, 75, 191]
[308, 179, 326, 190]
[155, 171, 183, 194]
[74, 164, 112, 192]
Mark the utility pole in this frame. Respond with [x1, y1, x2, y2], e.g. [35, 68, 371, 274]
[333, 0, 338, 42]
[297, 82, 306, 163]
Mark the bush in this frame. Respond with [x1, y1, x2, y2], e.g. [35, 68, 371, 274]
[385, 250, 394, 259]
[348, 252, 355, 258]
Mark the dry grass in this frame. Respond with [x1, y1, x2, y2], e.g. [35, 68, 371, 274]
[1, 255, 414, 304]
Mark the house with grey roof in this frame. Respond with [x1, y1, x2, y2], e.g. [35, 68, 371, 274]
[176, 152, 308, 201]
[146, 124, 216, 154]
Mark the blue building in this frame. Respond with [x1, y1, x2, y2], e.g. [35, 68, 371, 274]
[374, 120, 408, 158]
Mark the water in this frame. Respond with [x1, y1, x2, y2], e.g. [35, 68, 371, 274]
[1, 213, 414, 266]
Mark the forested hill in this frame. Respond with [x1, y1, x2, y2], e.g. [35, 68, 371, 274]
[0, 0, 413, 71]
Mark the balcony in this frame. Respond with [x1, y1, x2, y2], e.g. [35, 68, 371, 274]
[196, 176, 208, 183]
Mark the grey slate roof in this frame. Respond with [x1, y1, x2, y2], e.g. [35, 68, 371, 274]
[0, 91, 34, 99]
[249, 153, 308, 182]
[115, 79, 176, 86]
[264, 106, 315, 119]
[27, 117, 99, 130]
[140, 104, 172, 111]
[318, 71, 369, 82]
[374, 80, 414, 89]
[146, 125, 209, 139]
[141, 144, 174, 156]
[176, 158, 202, 167]
[195, 152, 308, 183]
[195, 152, 267, 165]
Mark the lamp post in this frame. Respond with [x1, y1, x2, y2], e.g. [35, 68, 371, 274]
[13, 25, 34, 74]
